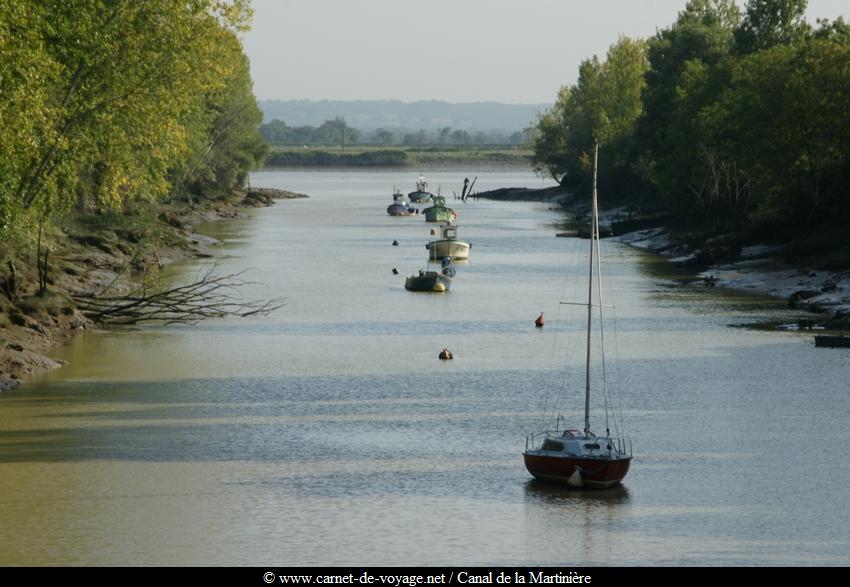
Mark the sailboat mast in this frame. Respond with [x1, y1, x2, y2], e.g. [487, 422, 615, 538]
[584, 140, 599, 434]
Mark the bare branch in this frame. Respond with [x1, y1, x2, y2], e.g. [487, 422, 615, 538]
[72, 267, 284, 325]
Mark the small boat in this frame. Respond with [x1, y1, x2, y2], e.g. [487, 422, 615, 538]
[387, 188, 417, 216]
[523, 141, 632, 488]
[423, 195, 457, 223]
[405, 248, 455, 292]
[426, 224, 470, 261]
[404, 269, 452, 292]
[408, 176, 434, 203]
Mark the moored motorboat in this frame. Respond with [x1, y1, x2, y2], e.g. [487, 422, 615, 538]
[426, 224, 470, 260]
[387, 188, 417, 216]
[408, 176, 434, 203]
[404, 270, 452, 292]
[423, 195, 456, 223]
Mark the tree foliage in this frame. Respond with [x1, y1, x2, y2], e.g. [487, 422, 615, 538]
[531, 36, 648, 196]
[260, 117, 359, 147]
[532, 0, 850, 245]
[0, 0, 264, 248]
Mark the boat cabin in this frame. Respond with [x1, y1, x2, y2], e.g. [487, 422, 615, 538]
[536, 431, 621, 459]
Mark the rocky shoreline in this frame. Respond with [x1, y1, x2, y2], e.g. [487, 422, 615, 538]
[476, 185, 850, 330]
[616, 227, 850, 328]
[0, 188, 307, 392]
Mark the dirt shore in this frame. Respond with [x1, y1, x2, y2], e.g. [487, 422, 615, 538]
[476, 185, 850, 329]
[0, 188, 306, 392]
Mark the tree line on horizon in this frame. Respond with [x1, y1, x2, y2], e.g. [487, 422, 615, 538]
[0, 1, 267, 262]
[260, 118, 531, 148]
[532, 0, 850, 250]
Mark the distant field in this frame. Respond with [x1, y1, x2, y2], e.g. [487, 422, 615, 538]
[264, 145, 533, 167]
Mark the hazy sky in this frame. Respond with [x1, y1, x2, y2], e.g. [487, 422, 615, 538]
[243, 0, 850, 104]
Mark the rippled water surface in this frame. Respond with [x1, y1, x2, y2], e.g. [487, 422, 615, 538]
[1, 168, 848, 565]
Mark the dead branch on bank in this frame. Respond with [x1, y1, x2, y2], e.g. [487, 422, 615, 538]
[72, 266, 284, 325]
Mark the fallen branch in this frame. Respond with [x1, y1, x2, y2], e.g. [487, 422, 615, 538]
[72, 266, 284, 325]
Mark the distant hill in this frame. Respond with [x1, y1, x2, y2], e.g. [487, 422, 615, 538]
[258, 99, 550, 133]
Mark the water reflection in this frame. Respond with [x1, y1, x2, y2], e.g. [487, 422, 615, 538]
[523, 479, 631, 505]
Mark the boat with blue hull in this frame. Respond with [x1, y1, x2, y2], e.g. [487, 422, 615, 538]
[387, 188, 417, 216]
[408, 176, 434, 203]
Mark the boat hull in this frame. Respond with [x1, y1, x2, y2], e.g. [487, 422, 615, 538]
[408, 190, 433, 203]
[404, 271, 451, 292]
[426, 239, 470, 260]
[423, 207, 456, 223]
[523, 453, 631, 488]
[387, 203, 415, 216]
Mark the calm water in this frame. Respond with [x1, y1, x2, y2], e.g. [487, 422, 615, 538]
[1, 168, 848, 566]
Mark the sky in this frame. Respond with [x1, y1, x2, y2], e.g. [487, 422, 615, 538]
[242, 0, 850, 104]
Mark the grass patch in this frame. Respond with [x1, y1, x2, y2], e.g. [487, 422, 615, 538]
[17, 291, 75, 317]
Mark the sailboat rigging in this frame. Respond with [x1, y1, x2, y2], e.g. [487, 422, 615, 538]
[523, 141, 632, 488]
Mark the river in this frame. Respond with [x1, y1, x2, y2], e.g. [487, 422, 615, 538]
[0, 168, 847, 566]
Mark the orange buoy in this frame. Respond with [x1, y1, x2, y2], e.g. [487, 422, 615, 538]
[535, 312, 544, 327]
[438, 348, 454, 360]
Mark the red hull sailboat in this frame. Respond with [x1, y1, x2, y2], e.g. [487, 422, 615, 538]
[523, 141, 632, 488]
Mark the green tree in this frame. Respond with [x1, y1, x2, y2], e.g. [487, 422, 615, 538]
[260, 119, 292, 144]
[0, 1, 57, 241]
[705, 39, 850, 231]
[6, 1, 252, 215]
[735, 0, 810, 53]
[317, 117, 358, 150]
[372, 128, 395, 146]
[403, 130, 426, 147]
[175, 29, 267, 199]
[636, 0, 741, 221]
[531, 36, 648, 195]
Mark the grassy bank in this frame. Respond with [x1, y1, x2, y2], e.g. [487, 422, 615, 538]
[264, 145, 532, 167]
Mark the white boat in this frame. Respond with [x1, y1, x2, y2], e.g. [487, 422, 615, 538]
[523, 141, 632, 488]
[426, 225, 470, 261]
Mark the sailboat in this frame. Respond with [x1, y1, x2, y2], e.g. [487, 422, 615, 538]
[523, 141, 632, 488]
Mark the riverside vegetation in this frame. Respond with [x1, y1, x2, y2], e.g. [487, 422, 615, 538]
[264, 145, 533, 168]
[0, 1, 274, 388]
[530, 0, 850, 271]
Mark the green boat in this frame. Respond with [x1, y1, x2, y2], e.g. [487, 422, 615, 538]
[423, 195, 457, 223]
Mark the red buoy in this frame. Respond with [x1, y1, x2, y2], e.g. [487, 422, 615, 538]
[535, 313, 544, 327]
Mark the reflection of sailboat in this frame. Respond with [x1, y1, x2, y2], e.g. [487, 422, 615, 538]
[523, 141, 632, 488]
